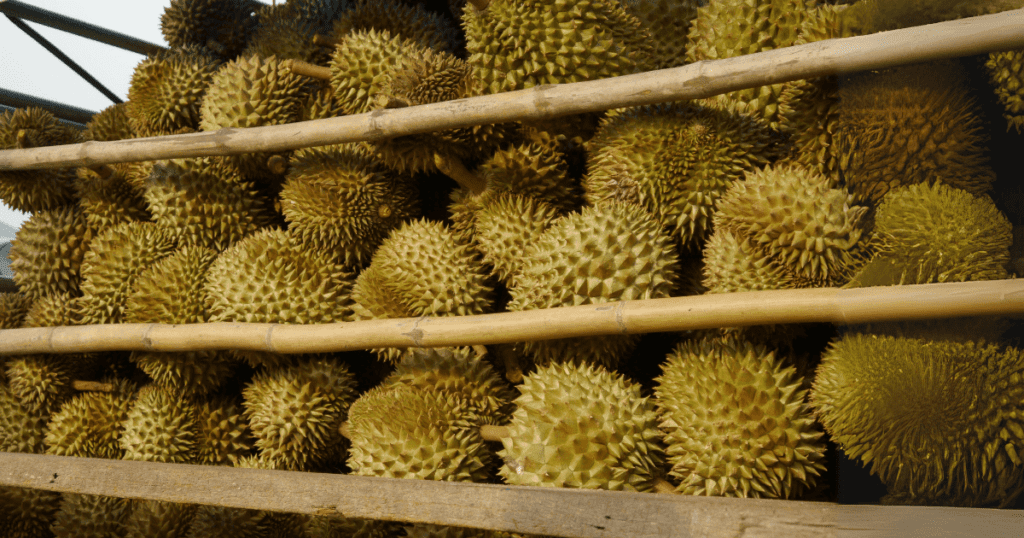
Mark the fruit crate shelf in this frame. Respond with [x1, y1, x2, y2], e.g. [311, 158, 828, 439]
[2, 9, 1024, 538]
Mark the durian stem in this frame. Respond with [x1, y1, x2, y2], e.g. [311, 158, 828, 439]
[495, 345, 523, 384]
[289, 60, 331, 81]
[72, 380, 114, 392]
[653, 479, 677, 495]
[313, 34, 340, 48]
[479, 424, 509, 442]
[266, 155, 289, 175]
[434, 153, 487, 195]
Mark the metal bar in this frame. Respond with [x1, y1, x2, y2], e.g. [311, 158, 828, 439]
[0, 0, 165, 56]
[4, 14, 123, 104]
[0, 89, 94, 125]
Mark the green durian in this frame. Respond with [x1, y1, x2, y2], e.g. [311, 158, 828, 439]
[8, 206, 93, 299]
[45, 379, 136, 459]
[1012, 225, 1024, 277]
[714, 164, 870, 285]
[281, 144, 420, 268]
[507, 202, 679, 368]
[498, 362, 664, 491]
[0, 107, 78, 213]
[120, 384, 199, 463]
[22, 293, 78, 328]
[329, 29, 417, 116]
[127, 45, 220, 137]
[300, 83, 346, 121]
[0, 292, 32, 329]
[196, 397, 253, 466]
[75, 164, 151, 230]
[0, 383, 48, 454]
[124, 500, 197, 538]
[83, 102, 134, 142]
[987, 48, 1024, 132]
[702, 228, 800, 294]
[655, 336, 826, 498]
[584, 101, 778, 249]
[855, 182, 1012, 286]
[242, 356, 357, 470]
[346, 384, 492, 482]
[841, 0, 1024, 35]
[204, 228, 356, 368]
[331, 0, 460, 54]
[242, 0, 339, 64]
[76, 222, 178, 325]
[472, 193, 560, 284]
[6, 354, 96, 415]
[463, 0, 653, 94]
[51, 494, 131, 538]
[623, 0, 700, 70]
[160, 0, 262, 59]
[812, 333, 1024, 507]
[0, 485, 60, 538]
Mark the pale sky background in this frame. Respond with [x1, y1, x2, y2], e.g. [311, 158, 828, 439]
[1, 1, 178, 233]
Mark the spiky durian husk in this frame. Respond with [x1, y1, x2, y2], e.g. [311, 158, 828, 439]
[623, 0, 700, 70]
[987, 48, 1024, 132]
[204, 228, 356, 368]
[714, 164, 869, 284]
[332, 0, 459, 54]
[76, 222, 178, 325]
[685, 0, 810, 131]
[507, 203, 678, 368]
[242, 2, 333, 64]
[144, 157, 269, 252]
[124, 500, 197, 538]
[160, 0, 262, 59]
[840, 0, 1024, 35]
[23, 293, 77, 328]
[51, 494, 131, 538]
[301, 84, 346, 121]
[473, 193, 560, 284]
[347, 385, 492, 482]
[463, 0, 653, 95]
[196, 397, 253, 465]
[45, 379, 136, 459]
[304, 514, 406, 538]
[282, 144, 420, 268]
[0, 485, 60, 538]
[702, 228, 800, 294]
[242, 356, 356, 470]
[584, 101, 777, 249]
[0, 107, 78, 213]
[812, 334, 1024, 507]
[75, 164, 150, 230]
[83, 102, 134, 142]
[6, 354, 95, 415]
[120, 385, 199, 464]
[656, 336, 825, 498]
[189, 456, 306, 538]
[8, 206, 93, 299]
[1, 293, 31, 330]
[860, 182, 1012, 285]
[498, 362, 664, 491]
[834, 61, 995, 206]
[127, 46, 220, 137]
[329, 29, 421, 116]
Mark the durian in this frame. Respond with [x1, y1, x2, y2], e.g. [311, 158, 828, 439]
[8, 205, 93, 298]
[83, 102, 134, 142]
[655, 336, 826, 498]
[160, 0, 262, 59]
[126, 45, 220, 137]
[120, 384, 199, 464]
[0, 292, 32, 329]
[6, 354, 96, 415]
[75, 164, 151, 230]
[0, 383, 48, 454]
[472, 193, 561, 284]
[242, 0, 341, 64]
[0, 486, 60, 538]
[195, 397, 253, 465]
[0, 107, 79, 213]
[812, 333, 1024, 507]
[330, 0, 460, 54]
[702, 228, 800, 294]
[328, 29, 417, 116]
[498, 362, 664, 491]
[623, 0, 700, 70]
[51, 494, 131, 538]
[987, 48, 1024, 132]
[124, 500, 197, 538]
[45, 379, 136, 459]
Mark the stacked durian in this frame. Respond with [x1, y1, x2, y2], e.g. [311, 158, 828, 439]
[3, 0, 1024, 535]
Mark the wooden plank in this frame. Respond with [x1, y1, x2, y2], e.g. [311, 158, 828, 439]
[2, 453, 1023, 538]
[0, 10, 1022, 171]
[1, 280, 1022, 357]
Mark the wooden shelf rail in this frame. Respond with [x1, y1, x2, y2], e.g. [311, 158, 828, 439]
[2, 452, 1023, 538]
[1, 279, 1022, 356]
[0, 9, 1022, 171]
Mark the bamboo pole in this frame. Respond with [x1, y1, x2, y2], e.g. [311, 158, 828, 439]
[1, 10, 1022, 171]
[1, 280, 1022, 356]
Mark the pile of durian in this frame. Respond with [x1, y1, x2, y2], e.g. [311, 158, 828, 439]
[1, 0, 1024, 535]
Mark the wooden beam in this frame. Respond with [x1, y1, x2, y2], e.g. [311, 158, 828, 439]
[1, 10, 1022, 171]
[1, 280, 1022, 356]
[2, 452, 1023, 538]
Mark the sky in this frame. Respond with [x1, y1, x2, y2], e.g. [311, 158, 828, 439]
[0, 1, 173, 231]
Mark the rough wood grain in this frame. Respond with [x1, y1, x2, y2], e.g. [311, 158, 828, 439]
[1, 10, 1022, 171]
[2, 452, 1023, 538]
[1, 280, 1022, 356]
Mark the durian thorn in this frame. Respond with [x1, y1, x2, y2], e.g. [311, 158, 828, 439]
[15, 129, 30, 149]
[472, 344, 488, 357]
[72, 380, 115, 392]
[313, 34, 341, 48]
[267, 155, 289, 175]
[434, 153, 487, 196]
[653, 478, 678, 495]
[479, 424, 509, 442]
[288, 60, 331, 81]
[467, 0, 491, 11]
[89, 164, 115, 179]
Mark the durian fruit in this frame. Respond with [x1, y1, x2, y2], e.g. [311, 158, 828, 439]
[655, 335, 826, 498]
[507, 202, 679, 368]
[328, 29, 417, 116]
[472, 193, 561, 284]
[303, 513, 406, 538]
[281, 144, 420, 268]
[124, 500, 197, 538]
[76, 221, 178, 325]
[23, 293, 78, 328]
[204, 228, 356, 368]
[841, 0, 1024, 35]
[126, 45, 221, 137]
[463, 0, 654, 95]
[497, 362, 664, 491]
[242, 0, 343, 64]
[685, 0, 811, 131]
[0, 107, 79, 213]
[702, 228, 800, 294]
[75, 163, 151, 230]
[45, 379, 136, 459]
[623, 0, 700, 70]
[852, 182, 1012, 286]
[812, 333, 1024, 507]
[0, 292, 32, 329]
[5, 354, 96, 415]
[0, 382, 48, 454]
[584, 101, 778, 250]
[330, 0, 460, 54]
[987, 48, 1024, 132]
[300, 83, 346, 121]
[8, 206, 93, 298]
[346, 384, 492, 482]
[834, 61, 995, 206]
[242, 356, 357, 470]
[0, 485, 61, 538]
[83, 102, 134, 142]
[350, 219, 494, 362]
[160, 0, 263, 59]
[144, 157, 269, 252]
[714, 164, 869, 285]
[195, 397, 253, 466]
[51, 494, 131, 538]
[120, 384, 199, 464]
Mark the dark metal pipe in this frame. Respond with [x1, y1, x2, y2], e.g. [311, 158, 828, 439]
[0, 89, 94, 126]
[0, 0, 165, 56]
